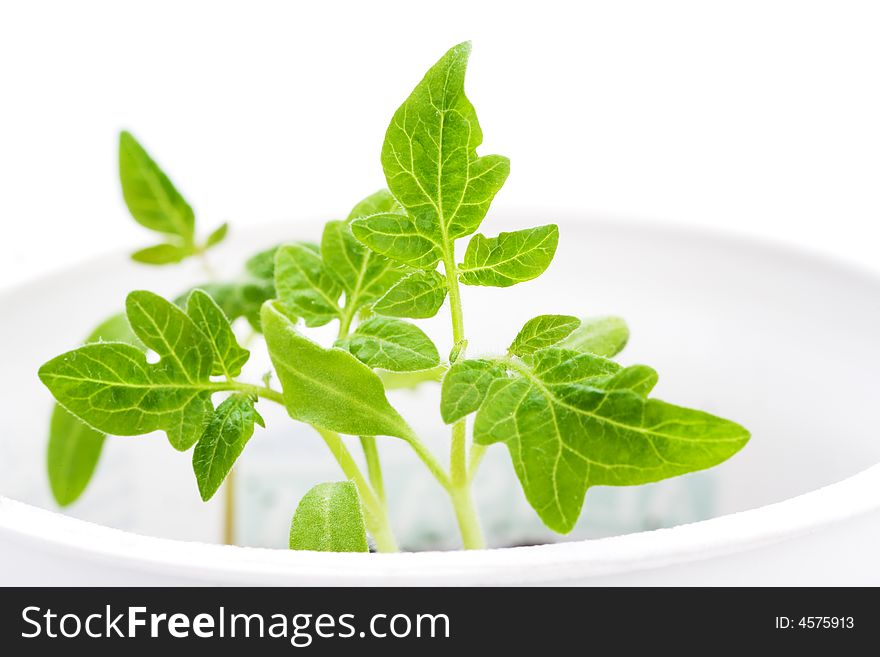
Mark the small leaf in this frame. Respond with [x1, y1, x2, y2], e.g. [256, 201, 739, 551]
[557, 316, 630, 358]
[47, 407, 105, 507]
[186, 289, 250, 378]
[204, 222, 229, 249]
[47, 312, 144, 506]
[374, 270, 447, 319]
[346, 188, 402, 220]
[339, 317, 440, 372]
[289, 481, 369, 552]
[530, 348, 621, 383]
[131, 243, 191, 265]
[350, 213, 442, 269]
[380, 42, 509, 243]
[274, 243, 342, 327]
[321, 219, 405, 311]
[192, 394, 263, 501]
[440, 358, 507, 424]
[262, 302, 413, 439]
[183, 281, 275, 333]
[509, 315, 580, 356]
[40, 292, 216, 450]
[245, 246, 280, 280]
[118, 131, 195, 243]
[474, 358, 750, 533]
[459, 225, 559, 287]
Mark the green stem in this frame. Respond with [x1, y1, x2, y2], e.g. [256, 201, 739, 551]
[223, 467, 236, 545]
[225, 381, 284, 405]
[359, 436, 386, 506]
[441, 250, 486, 550]
[314, 427, 399, 553]
[402, 431, 452, 492]
[450, 484, 485, 550]
[337, 309, 355, 340]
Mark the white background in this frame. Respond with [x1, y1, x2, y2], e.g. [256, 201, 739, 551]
[2, 0, 880, 289]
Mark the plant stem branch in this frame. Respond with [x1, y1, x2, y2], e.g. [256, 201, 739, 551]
[359, 436, 386, 506]
[314, 427, 398, 553]
[441, 249, 486, 549]
[225, 381, 284, 405]
[223, 468, 236, 545]
[402, 431, 452, 492]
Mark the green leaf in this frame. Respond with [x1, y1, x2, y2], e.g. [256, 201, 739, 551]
[557, 315, 630, 358]
[39, 291, 216, 450]
[47, 407, 105, 507]
[380, 42, 509, 247]
[531, 348, 657, 395]
[321, 220, 405, 311]
[274, 243, 342, 327]
[530, 348, 621, 383]
[192, 394, 264, 501]
[262, 302, 413, 439]
[374, 270, 447, 319]
[204, 222, 229, 249]
[131, 243, 191, 265]
[346, 188, 402, 220]
[183, 281, 275, 333]
[289, 481, 369, 552]
[186, 289, 250, 378]
[473, 357, 750, 533]
[440, 358, 507, 424]
[350, 212, 442, 269]
[118, 131, 195, 243]
[338, 317, 440, 372]
[509, 315, 580, 356]
[245, 246, 280, 280]
[459, 225, 559, 287]
[47, 312, 145, 506]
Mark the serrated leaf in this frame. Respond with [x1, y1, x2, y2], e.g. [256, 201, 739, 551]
[350, 212, 442, 269]
[557, 315, 630, 358]
[39, 291, 217, 450]
[274, 243, 342, 327]
[192, 394, 264, 501]
[338, 317, 439, 372]
[289, 481, 369, 552]
[204, 222, 229, 249]
[118, 131, 195, 243]
[346, 188, 402, 220]
[184, 280, 275, 332]
[321, 219, 405, 312]
[374, 270, 447, 319]
[529, 348, 656, 396]
[262, 302, 413, 439]
[530, 348, 621, 383]
[509, 315, 580, 356]
[459, 225, 559, 287]
[131, 243, 191, 265]
[47, 313, 143, 506]
[380, 42, 509, 245]
[186, 289, 250, 378]
[473, 358, 750, 533]
[440, 358, 507, 424]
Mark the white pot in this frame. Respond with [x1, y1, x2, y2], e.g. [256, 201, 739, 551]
[1, 214, 879, 585]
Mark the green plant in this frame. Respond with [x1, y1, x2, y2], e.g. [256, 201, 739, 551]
[39, 42, 750, 552]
